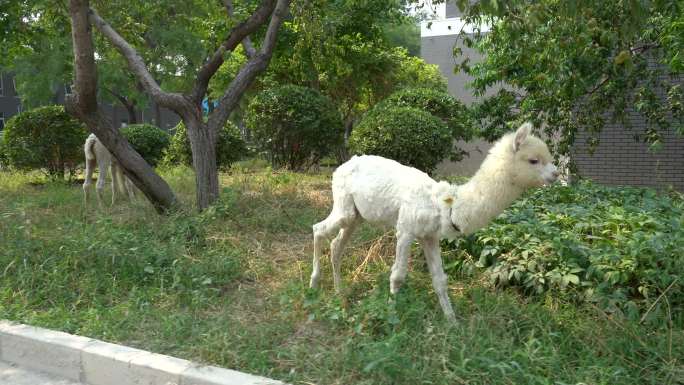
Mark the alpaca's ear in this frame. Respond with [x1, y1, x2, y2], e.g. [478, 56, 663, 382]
[513, 122, 532, 152]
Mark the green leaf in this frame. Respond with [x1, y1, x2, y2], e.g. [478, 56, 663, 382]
[565, 274, 580, 285]
[614, 50, 631, 65]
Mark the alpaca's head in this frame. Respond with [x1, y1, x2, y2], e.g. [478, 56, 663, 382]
[482, 122, 558, 190]
[506, 123, 558, 188]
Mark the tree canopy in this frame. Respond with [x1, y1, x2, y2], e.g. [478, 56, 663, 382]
[450, 0, 683, 156]
[261, 0, 446, 143]
[4, 0, 442, 211]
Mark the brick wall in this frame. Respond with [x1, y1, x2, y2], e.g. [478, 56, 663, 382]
[573, 122, 684, 191]
[572, 62, 684, 191]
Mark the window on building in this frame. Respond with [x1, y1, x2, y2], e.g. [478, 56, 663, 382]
[18, 104, 23, 114]
[0, 112, 5, 131]
[65, 84, 72, 95]
[0, 73, 4, 96]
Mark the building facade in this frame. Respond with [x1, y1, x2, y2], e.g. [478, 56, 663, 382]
[420, 3, 494, 176]
[0, 72, 23, 131]
[420, 4, 684, 190]
[0, 71, 180, 132]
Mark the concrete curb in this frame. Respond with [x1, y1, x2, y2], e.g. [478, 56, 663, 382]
[0, 320, 284, 385]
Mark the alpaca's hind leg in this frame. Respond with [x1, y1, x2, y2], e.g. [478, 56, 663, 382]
[311, 193, 358, 289]
[83, 158, 96, 207]
[111, 164, 123, 205]
[390, 232, 414, 294]
[420, 237, 456, 323]
[311, 214, 342, 289]
[95, 160, 109, 209]
[330, 218, 359, 292]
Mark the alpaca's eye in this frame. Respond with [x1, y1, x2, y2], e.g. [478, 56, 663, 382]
[528, 159, 539, 165]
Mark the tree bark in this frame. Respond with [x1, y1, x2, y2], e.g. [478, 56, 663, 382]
[67, 0, 176, 213]
[186, 119, 219, 209]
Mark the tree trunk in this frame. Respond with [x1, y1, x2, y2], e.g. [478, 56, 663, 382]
[125, 101, 137, 124]
[68, 0, 176, 213]
[154, 103, 162, 127]
[186, 119, 219, 210]
[336, 113, 355, 163]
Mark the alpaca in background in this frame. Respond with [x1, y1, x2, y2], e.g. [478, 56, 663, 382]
[310, 123, 559, 322]
[83, 134, 135, 208]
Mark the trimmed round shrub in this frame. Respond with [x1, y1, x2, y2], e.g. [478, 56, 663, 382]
[162, 121, 248, 170]
[120, 124, 170, 167]
[245, 84, 344, 170]
[379, 88, 472, 160]
[0, 105, 87, 179]
[349, 105, 452, 173]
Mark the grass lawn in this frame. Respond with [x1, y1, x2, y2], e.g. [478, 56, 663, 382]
[0, 164, 682, 385]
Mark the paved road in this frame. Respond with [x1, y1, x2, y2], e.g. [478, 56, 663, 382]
[0, 361, 83, 385]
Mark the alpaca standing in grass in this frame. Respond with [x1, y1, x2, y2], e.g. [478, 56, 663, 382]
[310, 123, 559, 322]
[83, 134, 135, 207]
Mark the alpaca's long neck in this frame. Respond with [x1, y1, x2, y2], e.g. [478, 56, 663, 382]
[454, 160, 525, 235]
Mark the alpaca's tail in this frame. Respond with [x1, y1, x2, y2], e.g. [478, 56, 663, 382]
[84, 134, 98, 161]
[84, 134, 98, 173]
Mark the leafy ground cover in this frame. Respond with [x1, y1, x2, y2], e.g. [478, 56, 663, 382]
[0, 165, 682, 384]
[446, 181, 684, 325]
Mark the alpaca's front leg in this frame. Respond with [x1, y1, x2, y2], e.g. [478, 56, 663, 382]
[420, 237, 456, 323]
[390, 232, 413, 294]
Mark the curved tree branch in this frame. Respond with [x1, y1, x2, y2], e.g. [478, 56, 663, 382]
[223, 0, 258, 58]
[88, 7, 190, 115]
[208, 0, 290, 131]
[191, 0, 277, 103]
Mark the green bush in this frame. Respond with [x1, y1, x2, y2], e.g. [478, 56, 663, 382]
[379, 88, 472, 160]
[349, 105, 452, 173]
[0, 105, 87, 179]
[245, 84, 343, 170]
[120, 124, 170, 167]
[445, 181, 684, 323]
[162, 121, 248, 170]
[0, 141, 8, 169]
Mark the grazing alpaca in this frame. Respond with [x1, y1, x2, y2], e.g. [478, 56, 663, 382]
[310, 123, 558, 322]
[83, 134, 135, 207]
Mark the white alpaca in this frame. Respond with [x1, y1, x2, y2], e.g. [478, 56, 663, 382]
[83, 134, 135, 207]
[310, 123, 558, 322]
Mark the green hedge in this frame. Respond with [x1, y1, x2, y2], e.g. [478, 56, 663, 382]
[0, 105, 87, 179]
[246, 85, 343, 170]
[349, 105, 452, 173]
[162, 121, 248, 170]
[379, 88, 472, 160]
[445, 181, 684, 323]
[120, 124, 171, 167]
